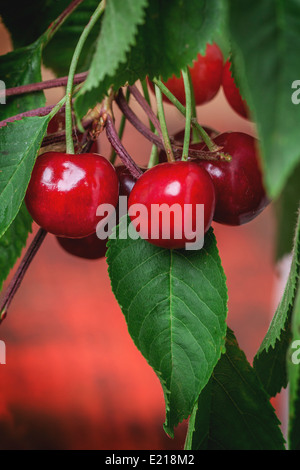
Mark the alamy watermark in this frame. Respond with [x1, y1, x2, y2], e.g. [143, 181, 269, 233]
[0, 340, 6, 365]
[291, 80, 300, 104]
[291, 340, 300, 365]
[95, 196, 205, 250]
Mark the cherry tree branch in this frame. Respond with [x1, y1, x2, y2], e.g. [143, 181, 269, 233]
[0, 228, 47, 324]
[5, 72, 88, 98]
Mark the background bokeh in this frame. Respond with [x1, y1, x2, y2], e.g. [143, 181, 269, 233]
[0, 20, 289, 449]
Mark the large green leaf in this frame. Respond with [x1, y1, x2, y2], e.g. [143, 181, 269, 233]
[287, 284, 300, 450]
[274, 163, 300, 262]
[0, 39, 45, 120]
[107, 217, 228, 437]
[0, 116, 50, 238]
[254, 210, 300, 396]
[75, 0, 226, 119]
[228, 0, 300, 200]
[0, 203, 32, 293]
[185, 329, 286, 450]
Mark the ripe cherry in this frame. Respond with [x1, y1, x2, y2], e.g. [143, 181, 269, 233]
[25, 152, 119, 238]
[128, 161, 216, 249]
[149, 43, 223, 106]
[199, 132, 269, 226]
[56, 232, 108, 260]
[55, 164, 138, 260]
[159, 126, 218, 163]
[115, 164, 138, 197]
[222, 61, 249, 119]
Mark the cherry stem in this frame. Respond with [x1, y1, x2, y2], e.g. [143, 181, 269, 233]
[129, 84, 163, 143]
[181, 68, 192, 161]
[65, 0, 105, 154]
[105, 113, 143, 179]
[152, 78, 221, 153]
[115, 89, 229, 161]
[44, 0, 85, 45]
[140, 79, 155, 133]
[5, 72, 88, 98]
[154, 83, 175, 162]
[0, 228, 47, 324]
[109, 88, 130, 164]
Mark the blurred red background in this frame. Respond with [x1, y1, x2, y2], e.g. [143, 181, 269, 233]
[0, 21, 289, 449]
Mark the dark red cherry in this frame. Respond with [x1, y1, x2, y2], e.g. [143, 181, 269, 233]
[149, 43, 223, 106]
[128, 161, 216, 249]
[25, 152, 119, 238]
[159, 126, 219, 163]
[115, 165, 138, 197]
[56, 232, 108, 260]
[222, 61, 249, 119]
[199, 132, 269, 225]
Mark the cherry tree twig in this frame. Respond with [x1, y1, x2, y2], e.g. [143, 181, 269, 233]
[0, 228, 47, 324]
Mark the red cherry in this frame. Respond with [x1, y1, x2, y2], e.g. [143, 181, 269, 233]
[222, 61, 249, 119]
[149, 43, 223, 106]
[115, 164, 139, 197]
[128, 161, 216, 249]
[199, 132, 269, 226]
[56, 232, 108, 260]
[159, 126, 219, 163]
[25, 152, 119, 238]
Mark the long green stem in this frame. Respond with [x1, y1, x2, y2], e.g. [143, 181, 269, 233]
[141, 79, 155, 133]
[65, 0, 105, 154]
[154, 83, 175, 162]
[187, 68, 201, 144]
[181, 68, 192, 161]
[153, 78, 220, 153]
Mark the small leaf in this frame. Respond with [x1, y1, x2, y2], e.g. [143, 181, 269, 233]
[107, 217, 228, 437]
[254, 209, 300, 396]
[0, 203, 32, 293]
[0, 116, 50, 238]
[186, 328, 286, 450]
[75, 0, 148, 118]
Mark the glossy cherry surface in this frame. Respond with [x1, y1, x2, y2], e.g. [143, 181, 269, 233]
[159, 126, 218, 163]
[128, 161, 216, 249]
[56, 232, 108, 260]
[149, 43, 223, 106]
[115, 164, 138, 197]
[199, 132, 269, 225]
[222, 61, 249, 119]
[25, 152, 119, 238]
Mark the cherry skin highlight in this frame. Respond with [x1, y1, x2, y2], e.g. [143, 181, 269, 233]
[222, 61, 249, 119]
[199, 132, 269, 226]
[128, 161, 216, 249]
[149, 43, 223, 106]
[25, 152, 119, 238]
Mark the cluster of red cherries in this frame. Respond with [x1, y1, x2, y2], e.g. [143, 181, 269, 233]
[25, 43, 269, 259]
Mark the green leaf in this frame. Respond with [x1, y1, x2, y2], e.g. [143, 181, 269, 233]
[274, 163, 300, 262]
[186, 328, 286, 450]
[106, 217, 228, 437]
[254, 209, 300, 396]
[287, 283, 300, 450]
[0, 203, 32, 293]
[75, 0, 226, 118]
[75, 0, 148, 119]
[0, 116, 50, 238]
[0, 0, 101, 77]
[0, 39, 45, 120]
[228, 0, 300, 200]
